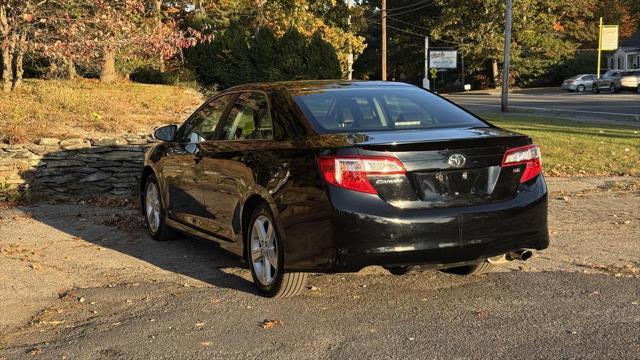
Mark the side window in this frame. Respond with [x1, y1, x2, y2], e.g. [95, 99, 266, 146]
[221, 92, 273, 140]
[180, 94, 233, 143]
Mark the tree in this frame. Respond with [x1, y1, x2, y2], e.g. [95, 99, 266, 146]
[220, 20, 254, 86]
[251, 27, 281, 82]
[278, 27, 307, 80]
[306, 31, 341, 79]
[196, 0, 366, 77]
[0, 0, 45, 91]
[187, 20, 253, 88]
[0, 0, 211, 88]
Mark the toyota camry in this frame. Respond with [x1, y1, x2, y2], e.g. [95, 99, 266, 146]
[141, 81, 549, 297]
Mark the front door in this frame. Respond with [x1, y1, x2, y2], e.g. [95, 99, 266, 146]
[199, 91, 275, 243]
[164, 94, 235, 228]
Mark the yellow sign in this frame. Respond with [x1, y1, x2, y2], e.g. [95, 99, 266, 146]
[601, 25, 619, 51]
[429, 68, 438, 79]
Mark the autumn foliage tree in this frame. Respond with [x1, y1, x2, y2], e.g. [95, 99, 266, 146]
[0, 0, 47, 92]
[0, 0, 210, 90]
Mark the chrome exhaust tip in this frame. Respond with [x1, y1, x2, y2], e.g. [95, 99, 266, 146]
[506, 249, 533, 261]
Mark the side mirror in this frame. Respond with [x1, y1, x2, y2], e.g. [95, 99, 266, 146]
[153, 125, 177, 142]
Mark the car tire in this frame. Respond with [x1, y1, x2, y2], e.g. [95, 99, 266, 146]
[247, 204, 307, 297]
[610, 83, 617, 93]
[637, 85, 640, 94]
[143, 174, 178, 241]
[576, 84, 585, 93]
[440, 261, 494, 276]
[384, 266, 411, 275]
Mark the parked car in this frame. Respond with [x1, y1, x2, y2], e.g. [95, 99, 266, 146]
[141, 81, 549, 297]
[561, 74, 596, 92]
[593, 69, 624, 93]
[619, 69, 640, 93]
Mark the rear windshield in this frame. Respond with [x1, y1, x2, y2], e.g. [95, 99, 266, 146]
[292, 87, 487, 133]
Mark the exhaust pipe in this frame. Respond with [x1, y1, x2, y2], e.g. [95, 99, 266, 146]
[506, 249, 533, 262]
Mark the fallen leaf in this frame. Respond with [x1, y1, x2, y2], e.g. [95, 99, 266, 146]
[27, 348, 43, 356]
[40, 320, 65, 325]
[260, 319, 283, 329]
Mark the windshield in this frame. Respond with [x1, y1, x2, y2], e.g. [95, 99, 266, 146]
[292, 87, 487, 134]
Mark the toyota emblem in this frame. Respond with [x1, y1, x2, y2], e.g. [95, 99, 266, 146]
[448, 153, 466, 168]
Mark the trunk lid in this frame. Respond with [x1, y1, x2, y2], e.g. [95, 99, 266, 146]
[354, 127, 531, 208]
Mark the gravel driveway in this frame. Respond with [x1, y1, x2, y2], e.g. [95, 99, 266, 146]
[1, 177, 639, 359]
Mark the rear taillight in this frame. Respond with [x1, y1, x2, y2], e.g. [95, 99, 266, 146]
[317, 155, 406, 194]
[502, 144, 542, 183]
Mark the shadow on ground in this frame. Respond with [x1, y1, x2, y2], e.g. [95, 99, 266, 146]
[21, 204, 258, 295]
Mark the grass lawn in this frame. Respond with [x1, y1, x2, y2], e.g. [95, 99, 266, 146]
[483, 113, 640, 176]
[0, 79, 202, 144]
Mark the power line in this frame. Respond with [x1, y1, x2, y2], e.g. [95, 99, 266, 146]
[387, 2, 435, 17]
[370, 18, 426, 38]
[387, 17, 461, 45]
[369, 17, 460, 46]
[387, 0, 433, 13]
[366, 1, 435, 19]
[387, 16, 430, 32]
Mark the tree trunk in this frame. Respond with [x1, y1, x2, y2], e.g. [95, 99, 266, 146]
[1, 46, 11, 92]
[0, 4, 12, 93]
[63, 56, 77, 80]
[151, 0, 165, 72]
[100, 50, 118, 83]
[12, 33, 26, 90]
[491, 59, 499, 88]
[2, 35, 16, 93]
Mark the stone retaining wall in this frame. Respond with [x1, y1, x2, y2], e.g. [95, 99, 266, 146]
[0, 135, 156, 200]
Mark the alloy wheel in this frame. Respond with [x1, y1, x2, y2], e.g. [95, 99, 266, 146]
[145, 182, 161, 233]
[250, 215, 278, 286]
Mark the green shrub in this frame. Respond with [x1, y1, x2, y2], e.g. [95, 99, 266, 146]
[185, 24, 342, 88]
[130, 67, 179, 85]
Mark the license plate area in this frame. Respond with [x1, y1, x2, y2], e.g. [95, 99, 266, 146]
[414, 166, 501, 207]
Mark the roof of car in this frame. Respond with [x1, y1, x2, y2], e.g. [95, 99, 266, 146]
[224, 80, 415, 93]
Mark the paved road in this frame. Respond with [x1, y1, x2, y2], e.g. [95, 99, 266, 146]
[1, 177, 639, 359]
[445, 91, 640, 125]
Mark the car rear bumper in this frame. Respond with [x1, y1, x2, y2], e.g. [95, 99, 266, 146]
[315, 175, 549, 272]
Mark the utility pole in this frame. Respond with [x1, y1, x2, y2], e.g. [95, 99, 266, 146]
[460, 39, 465, 91]
[596, 17, 603, 79]
[381, 0, 387, 81]
[347, 0, 353, 80]
[423, 37, 430, 90]
[501, 0, 513, 112]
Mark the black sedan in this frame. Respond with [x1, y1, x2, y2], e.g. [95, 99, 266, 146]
[141, 81, 549, 297]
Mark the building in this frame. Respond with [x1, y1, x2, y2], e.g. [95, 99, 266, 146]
[606, 29, 640, 70]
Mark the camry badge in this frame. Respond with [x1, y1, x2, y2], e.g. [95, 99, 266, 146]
[448, 154, 466, 168]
